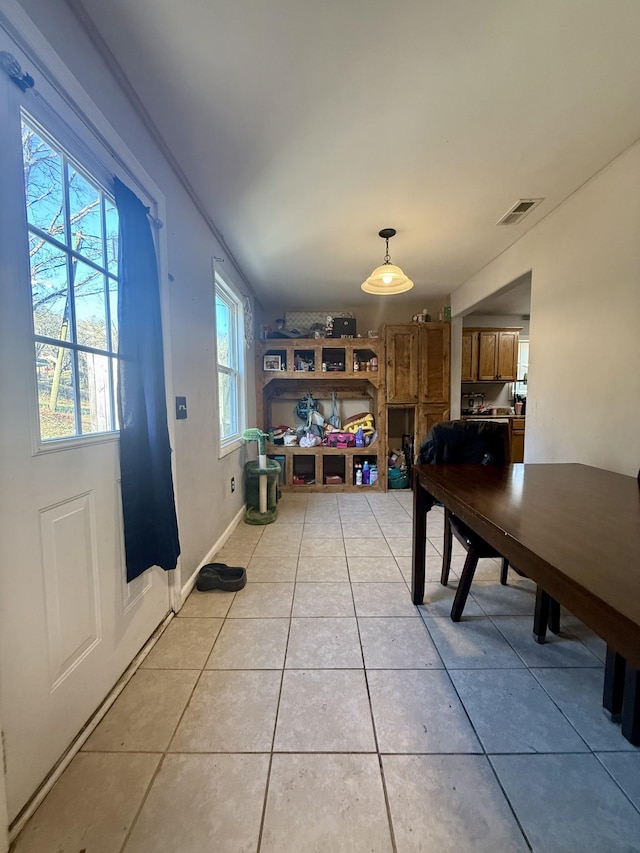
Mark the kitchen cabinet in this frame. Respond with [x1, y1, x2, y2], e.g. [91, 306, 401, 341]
[511, 417, 525, 462]
[385, 322, 451, 467]
[461, 330, 479, 382]
[385, 322, 450, 404]
[463, 328, 520, 381]
[256, 337, 386, 492]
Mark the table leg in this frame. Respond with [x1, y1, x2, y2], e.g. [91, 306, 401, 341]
[411, 476, 429, 605]
[451, 548, 479, 622]
[441, 508, 453, 586]
[603, 646, 626, 721]
[548, 598, 561, 635]
[621, 665, 640, 746]
[533, 587, 550, 644]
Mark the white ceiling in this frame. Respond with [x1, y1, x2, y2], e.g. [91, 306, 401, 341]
[71, 0, 640, 311]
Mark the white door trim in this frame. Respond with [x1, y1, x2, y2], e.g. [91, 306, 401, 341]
[0, 0, 181, 592]
[0, 2, 180, 832]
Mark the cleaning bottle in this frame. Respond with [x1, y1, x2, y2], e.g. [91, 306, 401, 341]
[362, 460, 370, 485]
[355, 463, 362, 486]
[355, 427, 364, 448]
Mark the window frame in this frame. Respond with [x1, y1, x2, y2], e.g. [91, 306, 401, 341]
[0, 47, 171, 458]
[215, 274, 246, 456]
[22, 111, 121, 446]
[515, 338, 529, 398]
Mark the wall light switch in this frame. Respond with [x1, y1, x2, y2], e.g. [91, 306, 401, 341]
[176, 396, 187, 419]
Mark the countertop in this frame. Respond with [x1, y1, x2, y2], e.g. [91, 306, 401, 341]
[461, 413, 525, 420]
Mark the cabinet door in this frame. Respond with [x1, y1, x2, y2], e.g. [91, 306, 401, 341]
[511, 429, 525, 462]
[385, 325, 419, 403]
[478, 331, 499, 380]
[461, 330, 478, 382]
[497, 331, 518, 381]
[417, 403, 451, 447]
[419, 323, 450, 403]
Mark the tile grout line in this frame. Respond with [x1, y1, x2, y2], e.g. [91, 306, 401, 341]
[349, 526, 399, 853]
[116, 593, 233, 853]
[255, 496, 307, 851]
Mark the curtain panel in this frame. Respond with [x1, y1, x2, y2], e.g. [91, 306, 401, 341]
[114, 177, 180, 582]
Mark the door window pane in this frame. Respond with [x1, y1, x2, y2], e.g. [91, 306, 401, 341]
[73, 262, 107, 350]
[108, 277, 118, 350]
[35, 343, 76, 439]
[22, 114, 120, 442]
[78, 351, 113, 434]
[105, 200, 119, 275]
[67, 166, 104, 265]
[29, 238, 70, 340]
[23, 125, 66, 243]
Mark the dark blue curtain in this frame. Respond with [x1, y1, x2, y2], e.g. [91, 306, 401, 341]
[114, 177, 180, 582]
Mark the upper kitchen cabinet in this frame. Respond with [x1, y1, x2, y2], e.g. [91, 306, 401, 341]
[463, 328, 520, 382]
[385, 323, 450, 404]
[461, 330, 479, 382]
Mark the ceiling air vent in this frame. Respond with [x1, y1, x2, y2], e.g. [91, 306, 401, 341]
[496, 198, 543, 226]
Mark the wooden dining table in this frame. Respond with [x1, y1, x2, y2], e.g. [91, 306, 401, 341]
[411, 462, 640, 745]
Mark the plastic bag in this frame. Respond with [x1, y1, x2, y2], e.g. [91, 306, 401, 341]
[327, 391, 341, 428]
[295, 392, 319, 422]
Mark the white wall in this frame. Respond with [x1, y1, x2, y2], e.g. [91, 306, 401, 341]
[451, 141, 640, 476]
[13, 0, 255, 588]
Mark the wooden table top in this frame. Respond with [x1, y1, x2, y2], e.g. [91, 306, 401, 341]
[413, 463, 640, 667]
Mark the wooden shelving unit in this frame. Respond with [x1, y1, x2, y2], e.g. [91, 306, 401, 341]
[256, 337, 386, 492]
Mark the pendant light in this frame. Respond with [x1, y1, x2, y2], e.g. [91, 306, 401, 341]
[361, 228, 414, 295]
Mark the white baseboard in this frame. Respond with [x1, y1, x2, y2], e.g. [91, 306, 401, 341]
[178, 506, 245, 608]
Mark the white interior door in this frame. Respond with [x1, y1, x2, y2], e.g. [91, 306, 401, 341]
[0, 63, 171, 820]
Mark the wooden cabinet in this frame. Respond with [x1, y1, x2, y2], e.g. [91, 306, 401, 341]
[463, 328, 519, 381]
[496, 330, 519, 381]
[510, 417, 525, 463]
[385, 325, 418, 403]
[384, 323, 451, 466]
[461, 330, 479, 382]
[256, 337, 386, 492]
[385, 323, 450, 404]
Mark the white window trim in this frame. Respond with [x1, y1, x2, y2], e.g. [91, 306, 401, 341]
[0, 0, 176, 460]
[21, 110, 122, 445]
[215, 274, 246, 457]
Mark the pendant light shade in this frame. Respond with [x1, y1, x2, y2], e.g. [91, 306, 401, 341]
[361, 228, 414, 295]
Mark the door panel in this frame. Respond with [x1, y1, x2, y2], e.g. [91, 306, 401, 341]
[40, 493, 101, 687]
[419, 323, 450, 403]
[478, 331, 499, 380]
[461, 331, 478, 382]
[0, 73, 170, 819]
[417, 404, 451, 444]
[385, 325, 418, 403]
[497, 331, 518, 380]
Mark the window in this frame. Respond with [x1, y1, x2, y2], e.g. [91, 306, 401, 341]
[515, 339, 529, 398]
[215, 276, 245, 451]
[22, 114, 119, 442]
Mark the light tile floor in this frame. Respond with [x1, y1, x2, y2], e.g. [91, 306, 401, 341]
[13, 492, 640, 852]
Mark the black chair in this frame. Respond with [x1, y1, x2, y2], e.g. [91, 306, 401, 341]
[418, 419, 559, 633]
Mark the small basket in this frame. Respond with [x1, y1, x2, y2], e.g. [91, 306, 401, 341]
[388, 467, 410, 489]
